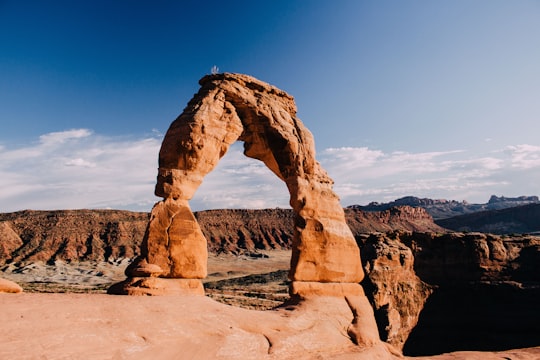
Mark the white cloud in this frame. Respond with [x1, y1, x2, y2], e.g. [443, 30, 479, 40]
[191, 143, 289, 210]
[64, 158, 96, 168]
[319, 146, 538, 206]
[506, 144, 540, 169]
[1, 130, 539, 212]
[39, 129, 93, 145]
[0, 129, 161, 212]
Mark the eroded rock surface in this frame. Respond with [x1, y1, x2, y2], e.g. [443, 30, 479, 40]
[357, 233, 433, 351]
[371, 231, 540, 356]
[0, 210, 147, 264]
[117, 73, 364, 296]
[0, 278, 23, 293]
[0, 206, 444, 265]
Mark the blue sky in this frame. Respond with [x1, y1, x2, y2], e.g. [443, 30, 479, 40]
[1, 1, 539, 212]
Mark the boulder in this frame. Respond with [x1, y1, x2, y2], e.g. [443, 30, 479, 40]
[0, 278, 23, 293]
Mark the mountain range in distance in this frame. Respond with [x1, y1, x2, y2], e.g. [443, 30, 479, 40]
[351, 195, 540, 235]
[350, 195, 540, 220]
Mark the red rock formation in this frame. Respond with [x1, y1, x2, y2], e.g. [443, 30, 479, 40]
[0, 210, 147, 264]
[116, 73, 365, 299]
[345, 206, 445, 234]
[196, 209, 293, 253]
[357, 233, 433, 351]
[0, 278, 22, 293]
[0, 206, 443, 265]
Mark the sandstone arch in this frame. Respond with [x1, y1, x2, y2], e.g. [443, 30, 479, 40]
[111, 73, 365, 297]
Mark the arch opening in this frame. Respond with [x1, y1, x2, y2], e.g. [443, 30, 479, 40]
[110, 73, 365, 299]
[190, 141, 289, 211]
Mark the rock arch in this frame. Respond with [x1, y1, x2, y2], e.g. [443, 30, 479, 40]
[110, 73, 365, 297]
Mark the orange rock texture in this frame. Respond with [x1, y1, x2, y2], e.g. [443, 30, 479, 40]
[0, 278, 23, 293]
[116, 73, 363, 295]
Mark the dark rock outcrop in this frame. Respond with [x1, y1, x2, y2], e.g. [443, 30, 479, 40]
[353, 231, 540, 355]
[436, 203, 540, 235]
[390, 231, 540, 356]
[353, 195, 539, 220]
[357, 233, 433, 351]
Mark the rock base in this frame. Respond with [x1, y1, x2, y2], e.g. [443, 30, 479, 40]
[107, 277, 204, 296]
[290, 281, 364, 298]
[286, 282, 383, 350]
[0, 278, 23, 293]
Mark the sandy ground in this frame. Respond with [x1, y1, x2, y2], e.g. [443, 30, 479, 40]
[1, 250, 292, 291]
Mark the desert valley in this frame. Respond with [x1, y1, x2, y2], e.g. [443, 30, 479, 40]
[2, 74, 540, 359]
[4, 0, 540, 358]
[1, 196, 540, 359]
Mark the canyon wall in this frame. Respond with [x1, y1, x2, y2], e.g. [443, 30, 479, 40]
[392, 231, 540, 355]
[1, 208, 539, 354]
[0, 206, 443, 264]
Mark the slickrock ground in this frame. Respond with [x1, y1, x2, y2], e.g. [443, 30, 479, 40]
[0, 293, 396, 360]
[1, 292, 539, 360]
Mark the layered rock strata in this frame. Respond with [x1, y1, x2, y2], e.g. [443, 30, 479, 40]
[111, 73, 365, 301]
[357, 233, 433, 351]
[356, 231, 540, 356]
[0, 206, 443, 265]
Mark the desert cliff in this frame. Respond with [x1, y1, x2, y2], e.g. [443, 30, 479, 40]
[0, 206, 443, 264]
[1, 207, 539, 356]
[358, 231, 540, 355]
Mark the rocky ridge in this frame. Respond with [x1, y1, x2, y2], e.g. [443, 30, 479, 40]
[436, 203, 540, 234]
[0, 209, 148, 264]
[353, 195, 539, 220]
[2, 208, 539, 355]
[0, 206, 444, 265]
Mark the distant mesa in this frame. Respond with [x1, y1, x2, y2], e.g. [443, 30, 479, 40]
[488, 194, 539, 204]
[436, 203, 540, 235]
[351, 194, 540, 221]
[0, 206, 443, 265]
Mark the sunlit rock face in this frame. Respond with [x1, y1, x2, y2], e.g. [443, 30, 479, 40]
[0, 278, 23, 293]
[113, 73, 364, 296]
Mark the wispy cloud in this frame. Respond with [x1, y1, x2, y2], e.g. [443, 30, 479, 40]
[39, 129, 93, 146]
[320, 146, 535, 205]
[0, 129, 161, 211]
[505, 144, 540, 169]
[0, 130, 539, 212]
